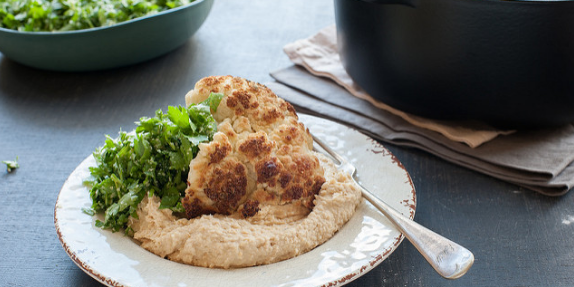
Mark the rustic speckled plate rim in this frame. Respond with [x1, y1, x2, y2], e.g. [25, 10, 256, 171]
[54, 114, 416, 287]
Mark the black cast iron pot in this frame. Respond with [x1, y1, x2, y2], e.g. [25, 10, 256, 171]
[334, 0, 574, 129]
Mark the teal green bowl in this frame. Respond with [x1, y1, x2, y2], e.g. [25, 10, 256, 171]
[0, 0, 213, 71]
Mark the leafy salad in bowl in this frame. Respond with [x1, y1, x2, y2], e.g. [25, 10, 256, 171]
[0, 0, 194, 32]
[0, 0, 214, 71]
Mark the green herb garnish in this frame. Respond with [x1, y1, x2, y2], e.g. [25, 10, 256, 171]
[0, 0, 195, 32]
[86, 92, 223, 233]
[2, 156, 19, 172]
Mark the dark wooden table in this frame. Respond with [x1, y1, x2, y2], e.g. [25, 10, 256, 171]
[2, 0, 574, 286]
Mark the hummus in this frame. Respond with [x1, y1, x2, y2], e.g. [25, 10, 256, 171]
[129, 76, 362, 268]
[131, 155, 361, 268]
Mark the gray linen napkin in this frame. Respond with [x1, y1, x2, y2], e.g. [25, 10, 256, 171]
[269, 65, 574, 196]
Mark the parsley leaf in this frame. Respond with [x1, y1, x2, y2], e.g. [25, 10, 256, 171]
[0, 0, 195, 32]
[86, 93, 223, 233]
[2, 157, 19, 173]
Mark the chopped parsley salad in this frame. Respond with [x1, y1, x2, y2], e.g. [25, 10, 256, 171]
[84, 93, 223, 233]
[0, 0, 195, 32]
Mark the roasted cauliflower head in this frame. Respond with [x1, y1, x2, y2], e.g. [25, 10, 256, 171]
[182, 76, 326, 219]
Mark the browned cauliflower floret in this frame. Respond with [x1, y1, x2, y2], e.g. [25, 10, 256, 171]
[181, 76, 325, 219]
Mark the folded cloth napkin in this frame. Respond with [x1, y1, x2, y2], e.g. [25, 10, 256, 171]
[282, 25, 515, 148]
[268, 66, 574, 196]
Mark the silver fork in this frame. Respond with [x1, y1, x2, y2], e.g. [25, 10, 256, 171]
[312, 134, 474, 280]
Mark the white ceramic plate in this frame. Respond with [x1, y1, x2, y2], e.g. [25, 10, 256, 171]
[54, 115, 416, 287]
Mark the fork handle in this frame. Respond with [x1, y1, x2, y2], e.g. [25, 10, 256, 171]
[360, 187, 474, 279]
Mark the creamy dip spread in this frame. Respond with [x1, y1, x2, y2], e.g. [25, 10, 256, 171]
[129, 76, 362, 268]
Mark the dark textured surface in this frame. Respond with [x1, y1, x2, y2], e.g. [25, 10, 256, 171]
[1, 0, 573, 286]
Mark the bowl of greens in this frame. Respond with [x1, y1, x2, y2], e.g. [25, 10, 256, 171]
[0, 0, 214, 71]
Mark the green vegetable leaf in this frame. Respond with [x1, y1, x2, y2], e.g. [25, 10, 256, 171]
[87, 93, 221, 233]
[0, 0, 195, 32]
[2, 157, 19, 173]
[159, 186, 181, 210]
[168, 106, 191, 131]
[207, 92, 224, 113]
[82, 207, 96, 216]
